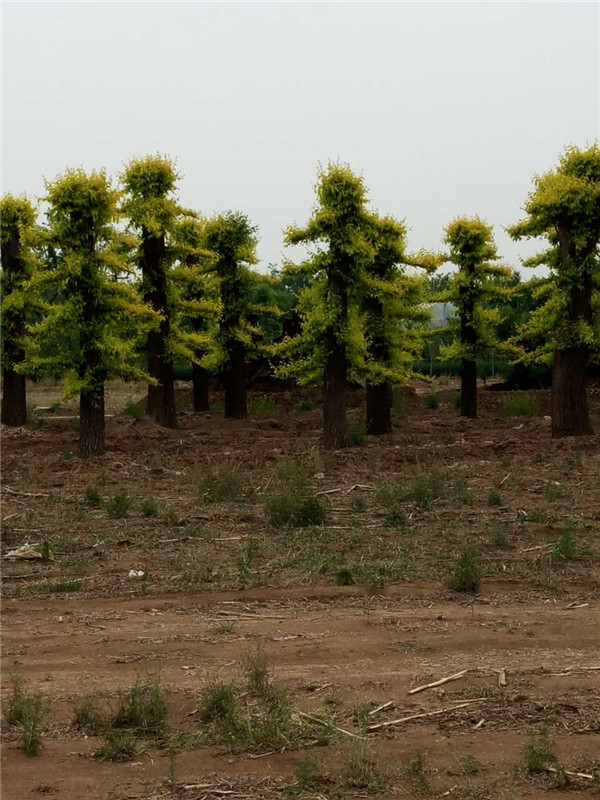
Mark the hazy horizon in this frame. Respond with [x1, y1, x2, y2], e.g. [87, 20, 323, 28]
[2, 2, 599, 274]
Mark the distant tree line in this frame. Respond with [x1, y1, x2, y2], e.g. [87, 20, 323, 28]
[1, 145, 599, 454]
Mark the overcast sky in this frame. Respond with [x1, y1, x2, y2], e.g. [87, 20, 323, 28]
[2, 1, 599, 273]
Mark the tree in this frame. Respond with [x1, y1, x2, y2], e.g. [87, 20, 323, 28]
[440, 217, 513, 418]
[508, 144, 600, 437]
[1, 195, 39, 426]
[172, 217, 220, 412]
[29, 169, 157, 457]
[277, 163, 374, 448]
[363, 214, 438, 434]
[203, 211, 276, 419]
[121, 155, 182, 428]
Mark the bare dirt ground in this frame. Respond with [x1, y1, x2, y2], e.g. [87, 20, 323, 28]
[2, 380, 599, 799]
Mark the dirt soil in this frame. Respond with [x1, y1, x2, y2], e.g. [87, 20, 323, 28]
[2, 380, 599, 799]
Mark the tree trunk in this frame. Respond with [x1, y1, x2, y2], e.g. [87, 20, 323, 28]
[366, 381, 392, 435]
[141, 230, 177, 429]
[192, 363, 210, 412]
[460, 357, 477, 418]
[551, 349, 592, 437]
[1, 368, 27, 426]
[79, 388, 105, 458]
[323, 345, 349, 449]
[224, 342, 247, 419]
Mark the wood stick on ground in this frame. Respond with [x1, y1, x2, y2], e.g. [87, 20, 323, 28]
[409, 669, 468, 695]
[520, 543, 554, 553]
[473, 718, 485, 730]
[314, 487, 342, 496]
[368, 700, 395, 717]
[497, 668, 507, 687]
[544, 766, 594, 780]
[367, 699, 487, 732]
[294, 709, 365, 740]
[2, 487, 50, 498]
[499, 473, 511, 486]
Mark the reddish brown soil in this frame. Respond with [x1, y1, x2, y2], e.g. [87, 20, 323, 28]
[2, 381, 599, 799]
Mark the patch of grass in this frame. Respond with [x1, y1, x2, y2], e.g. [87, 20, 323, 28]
[83, 487, 102, 507]
[72, 694, 105, 734]
[297, 398, 315, 413]
[458, 754, 482, 776]
[492, 527, 509, 548]
[199, 681, 238, 724]
[451, 479, 472, 507]
[94, 729, 137, 762]
[111, 678, 167, 737]
[407, 751, 432, 794]
[450, 546, 481, 593]
[500, 393, 537, 417]
[336, 567, 355, 586]
[3, 676, 48, 757]
[350, 496, 367, 513]
[528, 509, 558, 525]
[249, 395, 276, 415]
[524, 723, 556, 773]
[545, 482, 568, 500]
[393, 392, 406, 421]
[47, 578, 83, 593]
[173, 554, 213, 589]
[342, 744, 390, 793]
[411, 468, 445, 509]
[487, 489, 504, 507]
[124, 399, 142, 421]
[107, 488, 132, 519]
[194, 464, 247, 503]
[209, 621, 236, 635]
[266, 462, 325, 529]
[140, 497, 160, 517]
[349, 427, 366, 447]
[424, 391, 440, 410]
[552, 522, 577, 563]
[237, 537, 260, 586]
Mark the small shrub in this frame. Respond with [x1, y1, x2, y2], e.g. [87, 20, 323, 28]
[393, 393, 406, 421]
[140, 497, 160, 517]
[349, 427, 366, 447]
[249, 395, 276, 415]
[297, 398, 315, 413]
[39, 540, 54, 562]
[378, 483, 409, 528]
[199, 682, 237, 724]
[450, 546, 481, 593]
[407, 751, 431, 794]
[552, 524, 577, 563]
[73, 694, 105, 734]
[336, 567, 355, 586]
[124, 399, 142, 421]
[194, 465, 246, 503]
[174, 554, 213, 589]
[492, 527, 508, 548]
[94, 729, 137, 762]
[342, 744, 389, 792]
[83, 487, 102, 507]
[350, 497, 367, 513]
[107, 488, 132, 519]
[500, 393, 537, 418]
[3, 676, 48, 757]
[266, 490, 326, 529]
[111, 679, 167, 736]
[487, 489, 504, 507]
[451, 479, 471, 507]
[424, 391, 440, 410]
[411, 468, 445, 509]
[524, 723, 556, 773]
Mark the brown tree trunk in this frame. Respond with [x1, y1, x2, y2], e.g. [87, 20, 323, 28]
[79, 388, 105, 458]
[192, 363, 210, 412]
[366, 381, 391, 435]
[460, 358, 477, 418]
[1, 367, 27, 426]
[323, 344, 349, 449]
[551, 349, 592, 437]
[224, 342, 247, 419]
[141, 231, 177, 429]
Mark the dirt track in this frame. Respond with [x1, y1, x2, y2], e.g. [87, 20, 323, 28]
[2, 382, 599, 798]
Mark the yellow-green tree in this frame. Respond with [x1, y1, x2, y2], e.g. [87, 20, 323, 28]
[440, 217, 513, 418]
[508, 144, 600, 436]
[277, 163, 375, 448]
[363, 214, 439, 434]
[203, 212, 277, 419]
[28, 169, 157, 457]
[0, 195, 39, 426]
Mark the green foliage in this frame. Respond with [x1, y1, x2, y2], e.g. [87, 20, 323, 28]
[508, 144, 600, 361]
[552, 521, 577, 563]
[349, 426, 366, 446]
[492, 527, 509, 548]
[393, 392, 406, 420]
[199, 682, 237, 724]
[500, 392, 537, 417]
[94, 729, 137, 762]
[424, 391, 440, 410]
[194, 464, 246, 503]
[47, 578, 83, 593]
[3, 675, 48, 757]
[297, 397, 315, 412]
[450, 546, 481, 593]
[107, 488, 132, 518]
[524, 723, 557, 773]
[248, 394, 276, 415]
[140, 497, 160, 517]
[124, 399, 142, 420]
[487, 489, 504, 507]
[266, 488, 326, 529]
[342, 744, 389, 793]
[83, 487, 102, 507]
[336, 567, 355, 586]
[73, 694, 106, 734]
[112, 679, 167, 736]
[411, 468, 445, 509]
[439, 216, 516, 367]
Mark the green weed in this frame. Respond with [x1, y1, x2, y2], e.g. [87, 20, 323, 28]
[487, 489, 504, 507]
[107, 488, 132, 519]
[450, 546, 481, 593]
[94, 730, 137, 762]
[297, 398, 315, 412]
[83, 487, 102, 507]
[249, 395, 276, 415]
[3, 676, 48, 757]
[425, 391, 440, 410]
[124, 399, 142, 421]
[140, 497, 160, 517]
[111, 679, 167, 736]
[500, 393, 537, 417]
[194, 464, 247, 503]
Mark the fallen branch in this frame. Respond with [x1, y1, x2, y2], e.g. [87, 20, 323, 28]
[497, 668, 506, 687]
[368, 700, 395, 717]
[544, 766, 594, 781]
[409, 670, 468, 695]
[520, 543, 554, 553]
[499, 473, 511, 486]
[294, 709, 365, 740]
[367, 699, 487, 732]
[314, 487, 342, 496]
[2, 487, 50, 498]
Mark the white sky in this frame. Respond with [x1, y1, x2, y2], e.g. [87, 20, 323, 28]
[2, 1, 599, 274]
